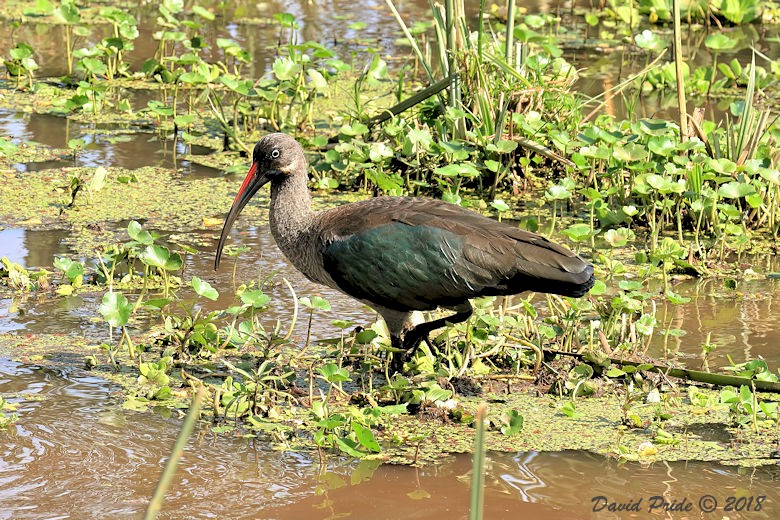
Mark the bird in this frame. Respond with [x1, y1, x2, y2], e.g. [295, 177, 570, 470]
[215, 133, 595, 373]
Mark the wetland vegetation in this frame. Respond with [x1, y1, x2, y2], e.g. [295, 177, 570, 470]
[1, 0, 780, 494]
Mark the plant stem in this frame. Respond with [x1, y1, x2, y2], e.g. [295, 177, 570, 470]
[144, 387, 205, 520]
[672, 0, 688, 139]
[468, 403, 487, 520]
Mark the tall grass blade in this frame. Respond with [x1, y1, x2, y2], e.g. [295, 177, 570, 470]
[504, 0, 515, 64]
[385, 0, 436, 84]
[672, 0, 688, 139]
[144, 387, 206, 520]
[468, 403, 488, 520]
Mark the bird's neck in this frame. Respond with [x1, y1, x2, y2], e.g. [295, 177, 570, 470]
[268, 173, 316, 251]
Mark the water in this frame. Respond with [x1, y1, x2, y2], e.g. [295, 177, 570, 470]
[2, 358, 780, 519]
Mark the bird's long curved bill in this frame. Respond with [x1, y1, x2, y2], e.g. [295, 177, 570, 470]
[214, 161, 266, 269]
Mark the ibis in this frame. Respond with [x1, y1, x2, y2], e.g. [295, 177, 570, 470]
[215, 133, 595, 372]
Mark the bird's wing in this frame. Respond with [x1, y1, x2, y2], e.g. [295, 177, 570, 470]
[319, 197, 593, 312]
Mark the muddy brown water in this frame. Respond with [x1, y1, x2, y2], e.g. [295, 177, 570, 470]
[2, 127, 780, 519]
[3, 1, 780, 518]
[3, 358, 780, 520]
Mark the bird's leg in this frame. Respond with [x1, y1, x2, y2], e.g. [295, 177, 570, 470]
[401, 301, 473, 365]
[389, 335, 406, 374]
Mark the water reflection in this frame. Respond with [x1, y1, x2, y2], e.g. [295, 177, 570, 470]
[0, 228, 70, 268]
[648, 272, 780, 368]
[0, 109, 219, 176]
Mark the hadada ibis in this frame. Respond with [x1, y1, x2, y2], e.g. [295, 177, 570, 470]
[215, 133, 595, 372]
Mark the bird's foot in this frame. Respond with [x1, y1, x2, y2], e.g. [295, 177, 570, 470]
[388, 331, 429, 375]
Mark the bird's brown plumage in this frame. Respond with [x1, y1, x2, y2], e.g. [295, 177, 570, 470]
[215, 133, 595, 372]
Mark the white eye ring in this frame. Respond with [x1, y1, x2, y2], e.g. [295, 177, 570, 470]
[271, 149, 280, 159]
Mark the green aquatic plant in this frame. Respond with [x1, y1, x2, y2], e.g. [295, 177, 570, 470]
[98, 290, 135, 359]
[0, 258, 49, 292]
[3, 42, 38, 89]
[0, 395, 19, 429]
[219, 359, 297, 420]
[310, 399, 391, 458]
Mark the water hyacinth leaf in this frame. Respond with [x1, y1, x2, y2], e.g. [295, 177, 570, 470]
[704, 33, 737, 51]
[612, 142, 646, 162]
[354, 329, 378, 344]
[339, 122, 369, 137]
[745, 193, 763, 208]
[143, 298, 171, 310]
[191, 276, 218, 300]
[53, 257, 84, 286]
[545, 183, 571, 200]
[500, 409, 524, 436]
[127, 220, 154, 245]
[487, 139, 518, 154]
[179, 71, 207, 84]
[569, 363, 594, 381]
[306, 68, 328, 91]
[561, 223, 592, 242]
[645, 174, 666, 190]
[636, 314, 657, 335]
[759, 168, 780, 185]
[331, 319, 354, 330]
[605, 367, 627, 378]
[580, 145, 611, 160]
[334, 437, 367, 458]
[85, 166, 107, 193]
[647, 136, 676, 156]
[192, 5, 215, 20]
[665, 290, 691, 305]
[365, 54, 388, 85]
[720, 0, 759, 23]
[0, 138, 18, 156]
[490, 199, 510, 212]
[618, 280, 643, 291]
[53, 1, 80, 24]
[319, 363, 351, 383]
[78, 57, 107, 76]
[634, 30, 666, 51]
[561, 400, 580, 418]
[632, 119, 677, 136]
[173, 114, 196, 127]
[406, 128, 433, 152]
[300, 295, 331, 311]
[368, 141, 393, 163]
[709, 157, 737, 174]
[589, 279, 607, 295]
[272, 57, 299, 81]
[602, 227, 634, 248]
[240, 289, 270, 308]
[273, 12, 299, 29]
[441, 191, 462, 205]
[99, 292, 131, 327]
[140, 245, 181, 271]
[434, 163, 480, 178]
[579, 187, 603, 200]
[352, 422, 381, 452]
[718, 181, 755, 199]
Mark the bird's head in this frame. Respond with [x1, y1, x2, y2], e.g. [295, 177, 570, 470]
[214, 133, 305, 269]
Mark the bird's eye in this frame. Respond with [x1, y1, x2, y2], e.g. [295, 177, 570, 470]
[271, 149, 280, 159]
